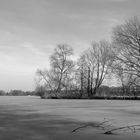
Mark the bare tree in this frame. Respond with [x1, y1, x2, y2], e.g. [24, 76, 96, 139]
[36, 44, 75, 98]
[78, 41, 114, 98]
[76, 54, 88, 98]
[50, 44, 74, 94]
[111, 61, 129, 96]
[112, 17, 140, 88]
[36, 69, 58, 97]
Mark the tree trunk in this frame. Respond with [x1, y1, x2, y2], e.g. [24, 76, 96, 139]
[80, 71, 84, 98]
[87, 67, 91, 98]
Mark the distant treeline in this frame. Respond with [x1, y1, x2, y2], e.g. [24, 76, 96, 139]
[0, 90, 36, 96]
[0, 86, 140, 100]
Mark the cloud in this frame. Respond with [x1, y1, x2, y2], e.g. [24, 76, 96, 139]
[0, 0, 139, 91]
[105, 0, 128, 1]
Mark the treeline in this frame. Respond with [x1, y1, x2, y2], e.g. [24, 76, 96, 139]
[35, 85, 140, 99]
[35, 17, 140, 99]
[0, 90, 36, 96]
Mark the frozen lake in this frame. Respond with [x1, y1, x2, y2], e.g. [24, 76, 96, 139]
[0, 96, 140, 140]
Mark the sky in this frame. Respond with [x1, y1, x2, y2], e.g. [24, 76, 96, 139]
[0, 0, 140, 91]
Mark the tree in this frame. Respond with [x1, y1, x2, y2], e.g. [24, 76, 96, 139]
[35, 85, 46, 98]
[50, 44, 74, 94]
[78, 41, 114, 98]
[36, 69, 58, 97]
[76, 54, 88, 98]
[36, 44, 75, 98]
[111, 61, 129, 96]
[112, 17, 140, 88]
[0, 90, 6, 96]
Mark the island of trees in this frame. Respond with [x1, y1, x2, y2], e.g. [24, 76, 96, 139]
[35, 17, 140, 99]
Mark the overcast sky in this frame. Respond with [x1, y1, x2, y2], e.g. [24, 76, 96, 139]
[0, 0, 140, 91]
